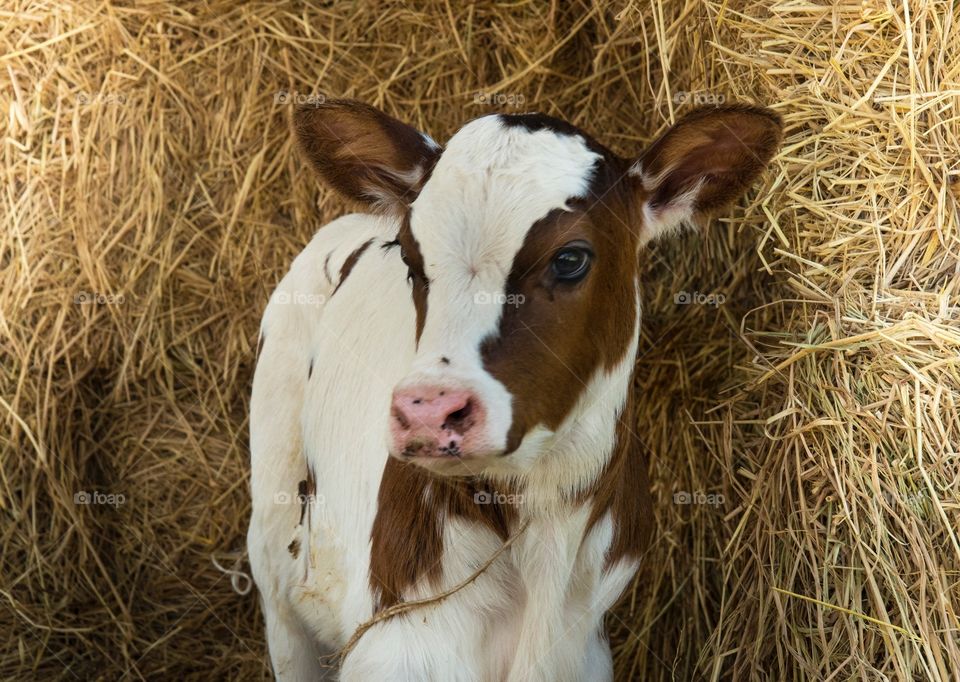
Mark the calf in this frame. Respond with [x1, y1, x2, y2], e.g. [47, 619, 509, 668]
[247, 100, 781, 681]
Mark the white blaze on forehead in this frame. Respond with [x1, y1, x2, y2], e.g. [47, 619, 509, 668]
[409, 115, 601, 361]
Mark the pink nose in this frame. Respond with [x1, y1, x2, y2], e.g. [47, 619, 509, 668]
[390, 386, 480, 458]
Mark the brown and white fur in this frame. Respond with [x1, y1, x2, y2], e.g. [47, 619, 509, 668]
[247, 101, 782, 681]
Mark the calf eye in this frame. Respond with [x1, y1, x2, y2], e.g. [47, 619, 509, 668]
[551, 243, 593, 282]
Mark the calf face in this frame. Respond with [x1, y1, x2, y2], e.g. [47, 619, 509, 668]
[295, 101, 781, 475]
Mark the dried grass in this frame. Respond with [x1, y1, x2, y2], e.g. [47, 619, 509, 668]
[2, 0, 958, 679]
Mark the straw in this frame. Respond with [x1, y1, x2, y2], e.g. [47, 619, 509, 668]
[2, 1, 957, 678]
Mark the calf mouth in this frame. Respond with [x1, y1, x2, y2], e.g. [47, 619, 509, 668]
[390, 435, 507, 477]
[400, 436, 463, 459]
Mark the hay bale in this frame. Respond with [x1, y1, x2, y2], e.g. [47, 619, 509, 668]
[2, 0, 957, 678]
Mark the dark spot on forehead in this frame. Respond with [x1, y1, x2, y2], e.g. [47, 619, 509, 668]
[498, 113, 614, 161]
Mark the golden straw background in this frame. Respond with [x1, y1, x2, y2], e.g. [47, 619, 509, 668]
[2, 1, 958, 679]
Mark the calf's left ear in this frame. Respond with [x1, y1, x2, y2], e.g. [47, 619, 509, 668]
[630, 105, 783, 244]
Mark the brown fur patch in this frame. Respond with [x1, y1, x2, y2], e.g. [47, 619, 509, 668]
[333, 238, 375, 295]
[395, 215, 429, 343]
[323, 252, 333, 283]
[481, 167, 641, 452]
[369, 459, 518, 612]
[298, 470, 315, 526]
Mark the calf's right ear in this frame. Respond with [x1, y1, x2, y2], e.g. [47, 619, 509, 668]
[630, 105, 783, 244]
[294, 99, 442, 213]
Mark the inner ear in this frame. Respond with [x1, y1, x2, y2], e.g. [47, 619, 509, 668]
[294, 100, 441, 212]
[633, 104, 783, 241]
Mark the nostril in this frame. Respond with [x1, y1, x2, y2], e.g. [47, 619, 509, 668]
[448, 403, 471, 421]
[442, 400, 474, 434]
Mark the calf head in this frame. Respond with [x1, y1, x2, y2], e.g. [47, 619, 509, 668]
[296, 101, 782, 477]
